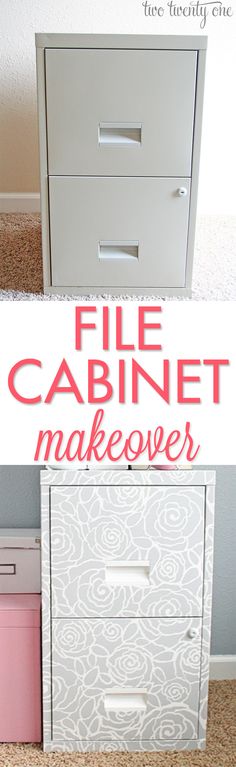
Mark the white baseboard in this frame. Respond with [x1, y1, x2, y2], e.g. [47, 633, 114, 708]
[210, 655, 236, 679]
[0, 193, 40, 213]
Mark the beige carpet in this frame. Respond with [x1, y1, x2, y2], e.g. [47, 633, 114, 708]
[0, 213, 43, 294]
[0, 213, 236, 299]
[0, 682, 235, 767]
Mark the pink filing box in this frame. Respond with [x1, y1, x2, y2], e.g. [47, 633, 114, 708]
[0, 594, 41, 742]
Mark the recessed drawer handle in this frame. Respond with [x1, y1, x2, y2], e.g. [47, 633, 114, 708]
[99, 123, 142, 146]
[99, 242, 139, 261]
[105, 561, 150, 585]
[104, 689, 147, 711]
[0, 563, 16, 575]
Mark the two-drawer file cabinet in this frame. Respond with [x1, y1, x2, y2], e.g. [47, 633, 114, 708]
[36, 35, 207, 296]
[41, 469, 215, 752]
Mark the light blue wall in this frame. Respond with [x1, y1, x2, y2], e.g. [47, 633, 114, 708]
[0, 465, 235, 654]
[0, 466, 42, 528]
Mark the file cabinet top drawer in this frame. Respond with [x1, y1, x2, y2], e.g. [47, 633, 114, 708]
[45, 49, 197, 177]
[50, 484, 205, 618]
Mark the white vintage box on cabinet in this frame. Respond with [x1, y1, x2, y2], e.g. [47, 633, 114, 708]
[36, 35, 207, 296]
[0, 529, 41, 593]
[41, 469, 215, 752]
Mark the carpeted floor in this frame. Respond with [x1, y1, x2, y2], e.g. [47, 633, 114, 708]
[0, 682, 235, 767]
[0, 214, 43, 295]
[0, 213, 236, 300]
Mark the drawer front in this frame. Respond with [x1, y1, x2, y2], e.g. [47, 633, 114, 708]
[50, 485, 204, 617]
[49, 176, 190, 288]
[0, 549, 40, 593]
[46, 49, 196, 177]
[52, 617, 201, 741]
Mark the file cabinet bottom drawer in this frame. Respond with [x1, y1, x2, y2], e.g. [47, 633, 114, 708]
[51, 617, 201, 743]
[49, 177, 190, 289]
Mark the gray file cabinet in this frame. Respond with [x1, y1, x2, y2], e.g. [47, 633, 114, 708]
[41, 469, 215, 752]
[36, 35, 207, 296]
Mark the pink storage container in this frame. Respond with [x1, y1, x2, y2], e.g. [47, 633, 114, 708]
[0, 594, 41, 742]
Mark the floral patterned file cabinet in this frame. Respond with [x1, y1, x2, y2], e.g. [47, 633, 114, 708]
[41, 469, 215, 752]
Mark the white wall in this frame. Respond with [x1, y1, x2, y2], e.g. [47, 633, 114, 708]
[0, 0, 236, 212]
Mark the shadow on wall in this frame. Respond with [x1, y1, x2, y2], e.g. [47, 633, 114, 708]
[0, 91, 39, 193]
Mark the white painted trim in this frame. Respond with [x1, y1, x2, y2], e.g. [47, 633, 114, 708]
[210, 655, 236, 680]
[0, 193, 40, 213]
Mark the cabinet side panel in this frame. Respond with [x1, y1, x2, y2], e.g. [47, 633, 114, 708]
[41, 485, 52, 746]
[198, 485, 215, 741]
[186, 49, 206, 291]
[36, 47, 51, 288]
